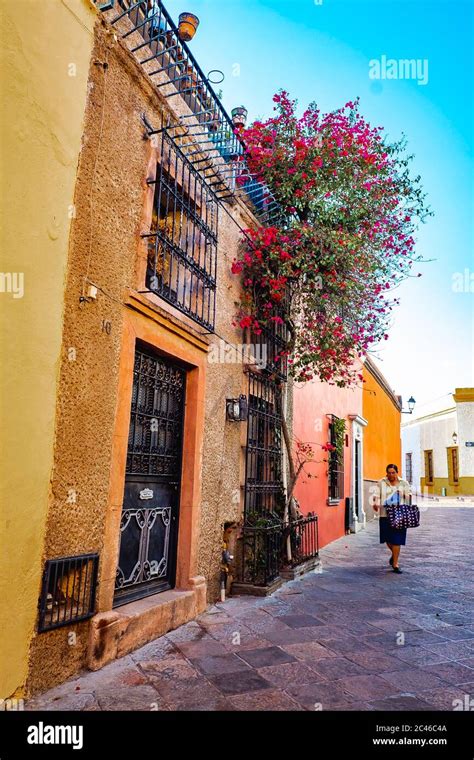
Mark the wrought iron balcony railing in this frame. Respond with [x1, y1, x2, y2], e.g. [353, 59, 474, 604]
[96, 0, 281, 224]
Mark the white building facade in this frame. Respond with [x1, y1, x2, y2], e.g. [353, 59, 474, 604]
[402, 388, 474, 497]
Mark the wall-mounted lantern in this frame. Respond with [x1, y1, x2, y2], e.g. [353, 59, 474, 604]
[226, 395, 248, 422]
[452, 432, 458, 445]
[401, 396, 416, 415]
[178, 12, 200, 42]
[231, 106, 248, 128]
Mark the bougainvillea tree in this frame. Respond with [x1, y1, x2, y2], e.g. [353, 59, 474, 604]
[232, 92, 432, 386]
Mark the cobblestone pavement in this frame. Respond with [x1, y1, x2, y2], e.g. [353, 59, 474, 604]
[26, 506, 474, 712]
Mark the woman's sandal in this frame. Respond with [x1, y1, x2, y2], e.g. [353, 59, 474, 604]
[392, 566, 403, 574]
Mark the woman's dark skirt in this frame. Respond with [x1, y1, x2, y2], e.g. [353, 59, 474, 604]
[379, 516, 407, 546]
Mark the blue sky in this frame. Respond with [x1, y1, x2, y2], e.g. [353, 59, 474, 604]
[168, 0, 473, 411]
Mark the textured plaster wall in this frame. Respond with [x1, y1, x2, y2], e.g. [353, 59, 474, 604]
[0, 0, 96, 698]
[25, 16, 254, 694]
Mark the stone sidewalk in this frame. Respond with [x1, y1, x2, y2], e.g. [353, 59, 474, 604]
[26, 506, 474, 712]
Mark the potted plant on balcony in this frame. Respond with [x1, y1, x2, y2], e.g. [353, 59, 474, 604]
[231, 106, 248, 129]
[181, 63, 198, 91]
[208, 110, 222, 133]
[178, 12, 200, 42]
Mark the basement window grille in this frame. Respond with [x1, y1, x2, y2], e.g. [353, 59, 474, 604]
[38, 554, 99, 632]
[144, 129, 218, 331]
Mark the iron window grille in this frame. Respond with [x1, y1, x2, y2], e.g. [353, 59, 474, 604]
[244, 372, 285, 524]
[38, 554, 99, 632]
[252, 292, 290, 381]
[97, 0, 282, 222]
[328, 415, 344, 503]
[143, 129, 218, 330]
[243, 282, 291, 381]
[405, 452, 413, 484]
[246, 322, 288, 381]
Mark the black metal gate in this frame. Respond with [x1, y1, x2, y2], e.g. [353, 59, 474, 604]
[114, 344, 186, 606]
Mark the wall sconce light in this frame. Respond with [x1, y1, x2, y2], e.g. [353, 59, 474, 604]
[226, 395, 248, 422]
[178, 12, 200, 42]
[401, 396, 416, 414]
[452, 432, 458, 445]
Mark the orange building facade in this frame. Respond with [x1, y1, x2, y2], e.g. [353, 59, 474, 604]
[362, 357, 402, 518]
[292, 375, 366, 549]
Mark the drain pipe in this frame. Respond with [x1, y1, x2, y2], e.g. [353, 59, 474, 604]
[220, 522, 236, 602]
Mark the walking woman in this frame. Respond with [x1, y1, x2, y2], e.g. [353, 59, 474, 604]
[374, 464, 412, 574]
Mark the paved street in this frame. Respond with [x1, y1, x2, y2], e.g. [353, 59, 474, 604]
[26, 505, 474, 712]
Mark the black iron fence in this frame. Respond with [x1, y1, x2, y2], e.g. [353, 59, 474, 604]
[284, 513, 319, 568]
[237, 513, 319, 587]
[239, 523, 283, 587]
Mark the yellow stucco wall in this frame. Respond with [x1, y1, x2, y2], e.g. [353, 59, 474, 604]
[420, 477, 474, 496]
[0, 0, 96, 697]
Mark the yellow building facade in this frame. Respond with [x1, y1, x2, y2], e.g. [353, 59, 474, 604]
[0, 0, 96, 698]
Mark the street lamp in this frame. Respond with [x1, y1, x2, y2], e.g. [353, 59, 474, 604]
[452, 432, 458, 445]
[401, 396, 416, 415]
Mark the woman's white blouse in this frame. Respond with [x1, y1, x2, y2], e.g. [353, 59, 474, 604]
[376, 478, 412, 517]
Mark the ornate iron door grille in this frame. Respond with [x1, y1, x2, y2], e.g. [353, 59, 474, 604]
[114, 344, 186, 606]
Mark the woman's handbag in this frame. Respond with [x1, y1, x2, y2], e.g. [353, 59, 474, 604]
[385, 491, 420, 530]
